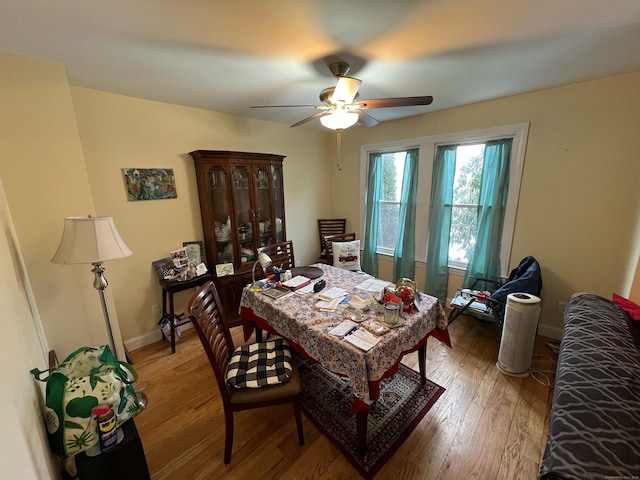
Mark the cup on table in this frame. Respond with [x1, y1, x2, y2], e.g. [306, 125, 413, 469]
[383, 302, 400, 326]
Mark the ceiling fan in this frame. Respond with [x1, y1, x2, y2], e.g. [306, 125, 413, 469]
[251, 61, 433, 130]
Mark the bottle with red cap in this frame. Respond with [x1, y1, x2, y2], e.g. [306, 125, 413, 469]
[92, 404, 117, 452]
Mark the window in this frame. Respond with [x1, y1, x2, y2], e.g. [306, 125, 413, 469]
[360, 123, 528, 278]
[449, 144, 484, 267]
[377, 152, 407, 254]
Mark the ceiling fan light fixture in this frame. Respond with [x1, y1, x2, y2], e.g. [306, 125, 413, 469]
[320, 110, 359, 130]
[331, 76, 362, 104]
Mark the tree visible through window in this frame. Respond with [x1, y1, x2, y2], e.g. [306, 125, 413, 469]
[449, 144, 485, 265]
[377, 152, 406, 253]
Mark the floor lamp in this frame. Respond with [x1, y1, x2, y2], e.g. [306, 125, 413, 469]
[51, 215, 132, 360]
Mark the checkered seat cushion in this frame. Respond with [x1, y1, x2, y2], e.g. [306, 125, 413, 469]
[226, 338, 293, 389]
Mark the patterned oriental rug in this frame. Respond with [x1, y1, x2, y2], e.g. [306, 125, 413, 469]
[296, 355, 445, 479]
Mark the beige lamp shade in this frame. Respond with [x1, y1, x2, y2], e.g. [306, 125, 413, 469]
[51, 216, 132, 264]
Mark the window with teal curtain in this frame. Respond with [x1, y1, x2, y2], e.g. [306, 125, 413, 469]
[463, 138, 513, 290]
[425, 145, 457, 303]
[393, 148, 419, 280]
[362, 152, 382, 276]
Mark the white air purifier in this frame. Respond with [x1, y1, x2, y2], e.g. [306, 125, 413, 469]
[496, 292, 541, 377]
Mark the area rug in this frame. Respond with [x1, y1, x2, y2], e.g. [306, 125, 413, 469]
[296, 355, 445, 479]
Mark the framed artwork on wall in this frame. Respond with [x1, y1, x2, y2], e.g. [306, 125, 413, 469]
[122, 168, 177, 201]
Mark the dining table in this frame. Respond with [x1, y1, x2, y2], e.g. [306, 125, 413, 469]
[239, 263, 451, 455]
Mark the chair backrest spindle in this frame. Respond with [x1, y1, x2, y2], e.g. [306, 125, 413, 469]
[317, 219, 346, 260]
[187, 281, 235, 401]
[257, 240, 295, 275]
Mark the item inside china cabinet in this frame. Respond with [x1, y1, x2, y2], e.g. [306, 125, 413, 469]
[215, 217, 231, 242]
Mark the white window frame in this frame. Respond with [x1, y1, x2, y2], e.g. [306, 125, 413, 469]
[375, 150, 409, 256]
[359, 123, 529, 278]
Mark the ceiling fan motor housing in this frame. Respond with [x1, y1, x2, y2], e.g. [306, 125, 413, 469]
[328, 61, 350, 77]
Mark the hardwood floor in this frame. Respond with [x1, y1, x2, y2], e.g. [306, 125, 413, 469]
[129, 314, 556, 479]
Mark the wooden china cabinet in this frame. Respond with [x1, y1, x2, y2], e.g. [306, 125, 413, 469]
[189, 150, 286, 326]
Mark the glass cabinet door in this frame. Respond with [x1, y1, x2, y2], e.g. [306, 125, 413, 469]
[272, 166, 284, 243]
[209, 166, 234, 265]
[231, 165, 253, 264]
[253, 166, 274, 248]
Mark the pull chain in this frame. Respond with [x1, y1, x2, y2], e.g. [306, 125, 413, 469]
[336, 130, 342, 171]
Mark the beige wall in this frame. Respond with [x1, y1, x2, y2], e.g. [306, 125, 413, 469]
[630, 258, 640, 303]
[3, 46, 639, 346]
[0, 52, 66, 480]
[70, 87, 331, 346]
[0, 50, 119, 358]
[0, 182, 60, 479]
[1, 45, 638, 475]
[331, 71, 640, 336]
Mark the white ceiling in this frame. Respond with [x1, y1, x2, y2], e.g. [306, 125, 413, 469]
[2, 0, 640, 129]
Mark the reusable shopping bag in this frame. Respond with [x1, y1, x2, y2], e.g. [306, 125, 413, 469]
[30, 345, 141, 459]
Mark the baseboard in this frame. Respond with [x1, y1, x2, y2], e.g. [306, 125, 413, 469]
[537, 322, 562, 340]
[124, 322, 193, 351]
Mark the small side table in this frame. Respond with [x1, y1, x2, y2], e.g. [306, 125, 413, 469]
[159, 273, 212, 353]
[75, 419, 150, 480]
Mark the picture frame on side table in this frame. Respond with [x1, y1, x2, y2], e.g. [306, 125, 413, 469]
[152, 257, 178, 280]
[183, 241, 205, 265]
[170, 248, 190, 269]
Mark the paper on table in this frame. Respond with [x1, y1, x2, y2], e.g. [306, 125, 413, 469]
[344, 328, 381, 351]
[328, 319, 358, 338]
[282, 275, 311, 290]
[355, 278, 393, 292]
[295, 283, 315, 294]
[316, 296, 346, 311]
[318, 287, 347, 301]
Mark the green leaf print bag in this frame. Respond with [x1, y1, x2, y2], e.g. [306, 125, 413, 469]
[30, 345, 141, 460]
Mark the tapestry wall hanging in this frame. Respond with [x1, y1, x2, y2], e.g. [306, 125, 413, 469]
[122, 168, 177, 201]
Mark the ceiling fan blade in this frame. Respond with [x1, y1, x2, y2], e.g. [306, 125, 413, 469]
[357, 110, 380, 127]
[251, 104, 321, 109]
[332, 76, 362, 104]
[290, 111, 327, 128]
[354, 96, 433, 109]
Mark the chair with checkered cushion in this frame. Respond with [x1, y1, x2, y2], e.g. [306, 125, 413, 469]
[187, 281, 304, 465]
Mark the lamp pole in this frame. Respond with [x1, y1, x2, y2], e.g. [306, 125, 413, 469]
[91, 261, 120, 359]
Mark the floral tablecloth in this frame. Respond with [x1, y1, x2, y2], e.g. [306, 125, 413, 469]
[239, 264, 449, 411]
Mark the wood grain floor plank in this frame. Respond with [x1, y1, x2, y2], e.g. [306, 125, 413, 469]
[132, 313, 554, 479]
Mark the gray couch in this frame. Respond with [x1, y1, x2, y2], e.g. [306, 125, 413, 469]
[539, 294, 640, 479]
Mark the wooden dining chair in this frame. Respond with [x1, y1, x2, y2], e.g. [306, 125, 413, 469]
[323, 232, 357, 266]
[317, 218, 346, 262]
[187, 281, 304, 464]
[257, 240, 295, 276]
